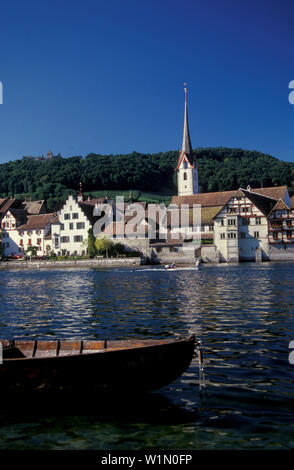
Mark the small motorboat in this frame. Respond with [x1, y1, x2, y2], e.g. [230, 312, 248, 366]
[0, 335, 196, 393]
[165, 262, 177, 270]
[195, 257, 201, 269]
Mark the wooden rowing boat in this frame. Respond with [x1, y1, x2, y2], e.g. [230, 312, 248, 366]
[0, 335, 196, 393]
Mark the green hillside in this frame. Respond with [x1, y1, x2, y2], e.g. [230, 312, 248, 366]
[0, 148, 293, 211]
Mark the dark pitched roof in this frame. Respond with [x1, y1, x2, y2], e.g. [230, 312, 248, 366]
[78, 202, 97, 225]
[240, 189, 277, 217]
[0, 198, 21, 214]
[7, 209, 27, 224]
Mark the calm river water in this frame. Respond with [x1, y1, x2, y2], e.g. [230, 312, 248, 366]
[0, 262, 293, 450]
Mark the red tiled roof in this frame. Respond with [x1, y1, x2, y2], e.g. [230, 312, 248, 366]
[251, 186, 288, 200]
[81, 197, 109, 206]
[171, 186, 288, 208]
[171, 190, 237, 208]
[21, 200, 45, 214]
[17, 213, 58, 230]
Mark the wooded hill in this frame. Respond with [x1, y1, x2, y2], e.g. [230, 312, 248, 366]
[0, 147, 293, 211]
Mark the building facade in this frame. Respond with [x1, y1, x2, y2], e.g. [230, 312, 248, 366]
[1, 210, 57, 257]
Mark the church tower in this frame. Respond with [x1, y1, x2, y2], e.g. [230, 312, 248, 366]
[176, 85, 199, 196]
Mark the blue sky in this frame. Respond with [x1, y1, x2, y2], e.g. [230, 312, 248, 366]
[0, 0, 293, 164]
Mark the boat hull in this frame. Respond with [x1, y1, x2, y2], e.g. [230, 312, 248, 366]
[0, 336, 196, 393]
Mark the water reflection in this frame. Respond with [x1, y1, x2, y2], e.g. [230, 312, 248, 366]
[0, 262, 294, 449]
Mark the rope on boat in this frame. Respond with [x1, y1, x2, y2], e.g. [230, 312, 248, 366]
[196, 340, 206, 392]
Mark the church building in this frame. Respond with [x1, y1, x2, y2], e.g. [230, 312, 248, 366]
[175, 85, 199, 196]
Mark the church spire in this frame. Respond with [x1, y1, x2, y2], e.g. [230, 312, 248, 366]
[181, 84, 193, 160]
[176, 84, 199, 196]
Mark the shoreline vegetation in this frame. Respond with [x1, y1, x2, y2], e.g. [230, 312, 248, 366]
[1, 147, 293, 211]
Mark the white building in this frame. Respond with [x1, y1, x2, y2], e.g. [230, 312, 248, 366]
[213, 187, 288, 262]
[51, 194, 108, 256]
[1, 210, 57, 257]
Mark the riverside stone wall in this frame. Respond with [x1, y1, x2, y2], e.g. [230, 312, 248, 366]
[0, 257, 144, 270]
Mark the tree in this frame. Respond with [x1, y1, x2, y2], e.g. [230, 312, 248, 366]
[26, 245, 38, 259]
[94, 235, 114, 257]
[87, 228, 96, 258]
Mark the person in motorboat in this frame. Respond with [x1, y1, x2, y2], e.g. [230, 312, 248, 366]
[195, 257, 202, 268]
[165, 261, 176, 270]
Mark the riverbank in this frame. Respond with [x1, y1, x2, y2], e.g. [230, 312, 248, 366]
[0, 257, 146, 269]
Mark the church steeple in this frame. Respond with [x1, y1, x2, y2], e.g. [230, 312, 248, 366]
[176, 84, 199, 196]
[181, 85, 193, 162]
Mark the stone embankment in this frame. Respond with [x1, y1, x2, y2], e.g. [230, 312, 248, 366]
[0, 257, 146, 270]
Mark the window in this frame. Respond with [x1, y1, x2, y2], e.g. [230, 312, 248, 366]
[72, 213, 79, 219]
[64, 214, 70, 220]
[254, 231, 259, 238]
[242, 218, 250, 225]
[74, 235, 83, 243]
[20, 239, 23, 246]
[28, 239, 32, 246]
[61, 236, 70, 243]
[221, 220, 224, 226]
[37, 238, 41, 245]
[273, 232, 279, 240]
[220, 233, 225, 239]
[209, 226, 214, 232]
[77, 222, 85, 230]
[228, 219, 236, 226]
[69, 223, 74, 230]
[255, 217, 261, 225]
[183, 172, 187, 181]
[228, 232, 237, 239]
[60, 224, 64, 231]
